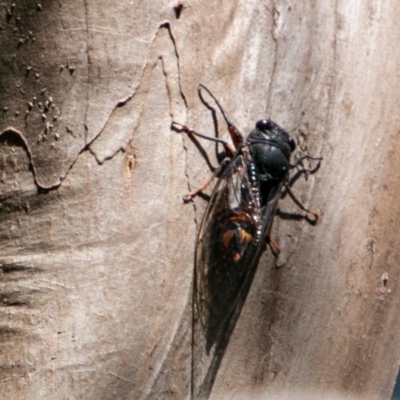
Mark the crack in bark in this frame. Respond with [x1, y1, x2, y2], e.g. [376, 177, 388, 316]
[162, 21, 188, 109]
[0, 128, 39, 188]
[1, 20, 188, 193]
[83, 0, 90, 143]
[266, 3, 281, 119]
[157, 23, 199, 227]
[87, 22, 185, 164]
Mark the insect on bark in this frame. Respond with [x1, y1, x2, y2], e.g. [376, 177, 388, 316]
[171, 85, 322, 400]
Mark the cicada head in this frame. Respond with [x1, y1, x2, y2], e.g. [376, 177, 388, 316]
[247, 119, 295, 183]
[255, 119, 296, 155]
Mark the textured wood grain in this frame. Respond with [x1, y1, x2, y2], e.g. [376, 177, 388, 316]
[1, 1, 400, 399]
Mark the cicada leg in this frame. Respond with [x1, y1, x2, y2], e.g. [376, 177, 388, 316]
[171, 121, 234, 201]
[199, 84, 244, 149]
[266, 236, 280, 257]
[171, 121, 235, 158]
[286, 154, 322, 222]
[182, 158, 230, 202]
[290, 154, 322, 176]
[171, 84, 245, 201]
[285, 185, 319, 222]
[262, 219, 280, 257]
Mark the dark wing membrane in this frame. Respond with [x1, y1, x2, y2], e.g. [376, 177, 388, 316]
[192, 153, 284, 398]
[194, 154, 259, 335]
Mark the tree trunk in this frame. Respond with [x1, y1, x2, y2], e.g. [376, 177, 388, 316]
[1, 1, 400, 399]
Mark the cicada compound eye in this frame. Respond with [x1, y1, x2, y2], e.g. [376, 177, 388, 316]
[255, 119, 273, 131]
[288, 137, 296, 152]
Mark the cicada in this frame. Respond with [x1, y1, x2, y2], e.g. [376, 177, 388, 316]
[172, 85, 321, 400]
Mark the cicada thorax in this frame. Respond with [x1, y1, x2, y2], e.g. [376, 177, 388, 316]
[246, 121, 295, 209]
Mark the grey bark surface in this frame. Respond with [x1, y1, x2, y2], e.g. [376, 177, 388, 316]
[0, 1, 400, 400]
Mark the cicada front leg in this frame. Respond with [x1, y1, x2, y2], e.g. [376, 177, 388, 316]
[171, 121, 235, 201]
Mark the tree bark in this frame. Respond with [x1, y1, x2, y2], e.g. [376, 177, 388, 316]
[1, 1, 400, 400]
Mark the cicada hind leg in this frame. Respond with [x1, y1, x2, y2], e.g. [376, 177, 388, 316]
[171, 85, 244, 201]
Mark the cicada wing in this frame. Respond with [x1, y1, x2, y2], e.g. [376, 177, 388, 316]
[194, 155, 255, 333]
[192, 154, 283, 399]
